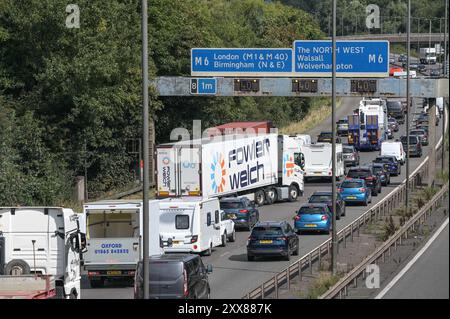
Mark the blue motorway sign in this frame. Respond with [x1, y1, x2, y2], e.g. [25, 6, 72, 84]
[190, 78, 217, 95]
[191, 48, 293, 76]
[293, 40, 389, 77]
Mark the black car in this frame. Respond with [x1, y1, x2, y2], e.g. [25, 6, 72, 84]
[220, 197, 259, 231]
[134, 254, 212, 299]
[388, 117, 400, 132]
[398, 54, 407, 62]
[372, 163, 391, 186]
[346, 166, 382, 196]
[308, 191, 346, 220]
[400, 135, 422, 157]
[317, 131, 341, 143]
[373, 155, 401, 176]
[417, 64, 427, 73]
[342, 145, 360, 167]
[247, 221, 299, 261]
[386, 101, 405, 124]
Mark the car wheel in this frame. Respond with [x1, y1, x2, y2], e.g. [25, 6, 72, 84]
[284, 249, 291, 261]
[363, 199, 368, 206]
[342, 205, 346, 216]
[221, 233, 227, 247]
[255, 190, 266, 206]
[229, 230, 236, 242]
[293, 241, 300, 256]
[296, 230, 302, 235]
[247, 254, 255, 261]
[203, 244, 212, 256]
[288, 185, 299, 202]
[336, 209, 341, 220]
[69, 290, 78, 299]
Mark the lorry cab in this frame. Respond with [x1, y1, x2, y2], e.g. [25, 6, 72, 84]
[81, 200, 162, 288]
[0, 207, 84, 299]
[159, 197, 222, 256]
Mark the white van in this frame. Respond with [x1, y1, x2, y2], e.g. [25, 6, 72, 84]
[381, 141, 406, 165]
[0, 207, 84, 299]
[301, 143, 345, 181]
[81, 200, 162, 287]
[158, 197, 222, 256]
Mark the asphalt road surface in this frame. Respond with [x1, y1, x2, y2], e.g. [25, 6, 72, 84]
[379, 220, 449, 299]
[81, 96, 444, 299]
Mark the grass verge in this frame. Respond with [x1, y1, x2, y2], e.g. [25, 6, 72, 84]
[280, 97, 342, 135]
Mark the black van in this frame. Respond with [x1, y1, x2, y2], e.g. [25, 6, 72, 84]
[134, 254, 212, 299]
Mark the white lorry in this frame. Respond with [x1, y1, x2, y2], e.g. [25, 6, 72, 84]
[0, 207, 84, 299]
[156, 134, 304, 206]
[419, 47, 437, 64]
[158, 197, 223, 255]
[300, 143, 345, 181]
[80, 200, 162, 288]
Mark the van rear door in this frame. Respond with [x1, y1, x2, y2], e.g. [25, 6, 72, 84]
[148, 261, 184, 299]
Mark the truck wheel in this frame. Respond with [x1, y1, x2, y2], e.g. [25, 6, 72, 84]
[89, 277, 105, 288]
[69, 290, 78, 299]
[264, 188, 276, 205]
[221, 232, 227, 247]
[5, 259, 30, 275]
[288, 185, 299, 202]
[255, 190, 266, 206]
[229, 230, 236, 242]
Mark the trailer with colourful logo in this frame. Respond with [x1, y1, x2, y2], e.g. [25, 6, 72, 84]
[155, 134, 304, 206]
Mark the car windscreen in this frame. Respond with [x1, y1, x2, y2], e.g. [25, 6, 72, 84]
[401, 136, 419, 144]
[220, 201, 244, 209]
[320, 133, 332, 138]
[343, 147, 353, 153]
[298, 207, 325, 214]
[375, 157, 394, 163]
[341, 181, 363, 188]
[387, 102, 402, 110]
[410, 130, 424, 135]
[347, 170, 370, 178]
[149, 262, 183, 281]
[309, 195, 332, 203]
[251, 226, 283, 236]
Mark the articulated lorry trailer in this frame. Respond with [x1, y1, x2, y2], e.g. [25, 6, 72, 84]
[347, 98, 388, 151]
[156, 134, 304, 206]
[419, 47, 437, 64]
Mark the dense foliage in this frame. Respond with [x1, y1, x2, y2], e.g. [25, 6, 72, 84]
[281, 0, 446, 36]
[0, 0, 323, 205]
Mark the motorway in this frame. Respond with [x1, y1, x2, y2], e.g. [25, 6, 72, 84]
[81, 95, 444, 299]
[378, 220, 449, 299]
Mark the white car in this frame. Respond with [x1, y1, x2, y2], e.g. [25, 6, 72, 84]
[219, 210, 236, 246]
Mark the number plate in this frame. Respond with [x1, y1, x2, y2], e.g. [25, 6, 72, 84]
[107, 271, 122, 276]
[305, 224, 317, 227]
[260, 240, 273, 244]
[347, 196, 357, 199]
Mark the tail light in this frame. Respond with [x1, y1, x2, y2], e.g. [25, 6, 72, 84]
[338, 188, 343, 192]
[239, 209, 249, 213]
[321, 215, 328, 221]
[277, 237, 288, 241]
[366, 176, 374, 181]
[359, 188, 366, 192]
[183, 269, 188, 297]
[294, 215, 301, 221]
[190, 235, 198, 243]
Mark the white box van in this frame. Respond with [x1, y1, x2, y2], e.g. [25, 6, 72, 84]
[159, 197, 222, 256]
[80, 200, 162, 287]
[290, 134, 311, 146]
[381, 141, 406, 165]
[0, 207, 84, 299]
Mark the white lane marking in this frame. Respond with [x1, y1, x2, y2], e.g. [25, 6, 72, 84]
[374, 217, 449, 299]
